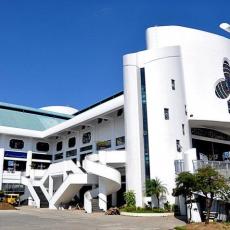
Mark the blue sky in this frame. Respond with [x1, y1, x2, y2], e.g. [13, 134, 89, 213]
[0, 0, 229, 110]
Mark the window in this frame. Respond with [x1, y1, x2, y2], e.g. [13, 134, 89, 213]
[32, 153, 52, 161]
[176, 140, 182, 152]
[96, 140, 111, 150]
[97, 118, 103, 124]
[182, 124, 185, 135]
[80, 145, 92, 152]
[116, 136, 125, 146]
[82, 132, 91, 144]
[68, 137, 76, 148]
[140, 68, 150, 180]
[171, 79, 175, 90]
[36, 142, 49, 152]
[66, 149, 77, 158]
[9, 139, 24, 149]
[185, 105, 187, 116]
[117, 109, 123, 117]
[56, 141, 62, 151]
[54, 152, 63, 160]
[191, 128, 230, 141]
[164, 108, 169, 120]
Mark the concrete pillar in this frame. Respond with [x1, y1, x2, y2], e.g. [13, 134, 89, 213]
[0, 148, 4, 190]
[112, 192, 117, 207]
[123, 59, 145, 207]
[183, 148, 197, 173]
[178, 195, 186, 215]
[48, 176, 54, 196]
[187, 196, 201, 223]
[110, 118, 116, 149]
[26, 150, 32, 177]
[98, 177, 107, 211]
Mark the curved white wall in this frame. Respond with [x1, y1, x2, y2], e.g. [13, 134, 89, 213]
[123, 45, 191, 206]
[144, 48, 190, 203]
[147, 26, 230, 125]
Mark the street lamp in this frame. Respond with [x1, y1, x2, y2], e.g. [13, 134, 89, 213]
[219, 22, 230, 33]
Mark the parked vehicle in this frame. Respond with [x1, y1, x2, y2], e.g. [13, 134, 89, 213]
[4, 194, 19, 206]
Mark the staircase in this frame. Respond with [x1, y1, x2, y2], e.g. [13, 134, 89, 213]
[33, 186, 49, 208]
[92, 198, 102, 212]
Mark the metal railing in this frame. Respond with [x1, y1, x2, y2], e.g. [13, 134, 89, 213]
[193, 160, 230, 180]
[174, 160, 184, 174]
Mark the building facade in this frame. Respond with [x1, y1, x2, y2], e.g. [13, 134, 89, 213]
[0, 26, 229, 215]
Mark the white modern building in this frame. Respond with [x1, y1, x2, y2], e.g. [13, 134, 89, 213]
[0, 26, 229, 218]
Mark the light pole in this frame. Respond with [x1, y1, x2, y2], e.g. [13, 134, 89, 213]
[219, 23, 230, 33]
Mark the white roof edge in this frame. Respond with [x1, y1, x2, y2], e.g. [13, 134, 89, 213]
[0, 126, 43, 138]
[41, 94, 124, 138]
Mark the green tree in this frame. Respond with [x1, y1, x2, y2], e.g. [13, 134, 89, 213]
[146, 177, 168, 208]
[123, 190, 136, 207]
[195, 166, 230, 224]
[172, 172, 196, 223]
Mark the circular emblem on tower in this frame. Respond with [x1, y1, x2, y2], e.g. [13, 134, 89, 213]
[215, 59, 230, 99]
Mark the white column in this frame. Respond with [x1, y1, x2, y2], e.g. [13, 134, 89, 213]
[26, 150, 32, 177]
[183, 148, 197, 173]
[0, 148, 4, 190]
[123, 56, 145, 207]
[110, 118, 116, 150]
[49, 176, 54, 196]
[98, 177, 107, 211]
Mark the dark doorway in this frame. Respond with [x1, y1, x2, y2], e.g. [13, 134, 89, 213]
[79, 185, 92, 206]
[192, 139, 230, 161]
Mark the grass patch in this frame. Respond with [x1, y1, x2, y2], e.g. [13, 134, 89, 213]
[120, 206, 170, 213]
[174, 226, 186, 230]
[174, 222, 230, 230]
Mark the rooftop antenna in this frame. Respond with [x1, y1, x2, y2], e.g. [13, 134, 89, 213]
[219, 22, 230, 33]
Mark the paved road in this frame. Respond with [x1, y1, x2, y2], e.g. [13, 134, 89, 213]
[0, 207, 185, 230]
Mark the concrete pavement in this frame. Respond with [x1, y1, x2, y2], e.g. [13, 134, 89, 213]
[0, 206, 186, 230]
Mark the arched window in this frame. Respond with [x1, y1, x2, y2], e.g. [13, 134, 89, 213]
[9, 139, 24, 149]
[36, 142, 49, 152]
[68, 137, 76, 148]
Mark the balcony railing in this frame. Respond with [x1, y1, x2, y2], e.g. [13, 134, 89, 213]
[174, 160, 230, 180]
[193, 160, 230, 180]
[174, 160, 184, 174]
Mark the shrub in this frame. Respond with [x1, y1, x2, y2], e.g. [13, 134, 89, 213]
[164, 201, 172, 212]
[123, 190, 136, 207]
[120, 206, 166, 213]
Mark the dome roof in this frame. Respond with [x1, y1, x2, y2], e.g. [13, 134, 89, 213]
[40, 106, 78, 115]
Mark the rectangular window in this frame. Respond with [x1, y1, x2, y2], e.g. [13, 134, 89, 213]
[185, 105, 187, 116]
[80, 145, 92, 152]
[116, 136, 125, 146]
[164, 108, 169, 120]
[140, 68, 150, 180]
[82, 132, 91, 144]
[176, 140, 182, 152]
[32, 153, 52, 161]
[54, 153, 63, 160]
[182, 124, 185, 135]
[171, 79, 175, 90]
[66, 149, 77, 158]
[96, 140, 111, 150]
[56, 141, 63, 151]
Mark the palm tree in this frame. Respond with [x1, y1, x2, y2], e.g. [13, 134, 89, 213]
[146, 177, 168, 208]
